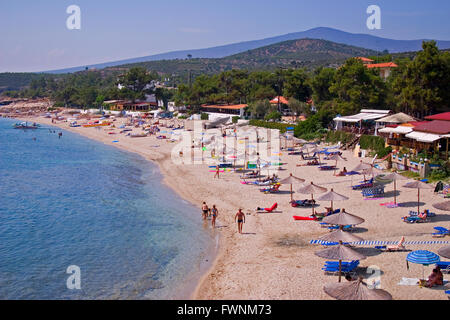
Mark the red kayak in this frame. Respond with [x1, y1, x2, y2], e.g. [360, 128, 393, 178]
[293, 216, 318, 221]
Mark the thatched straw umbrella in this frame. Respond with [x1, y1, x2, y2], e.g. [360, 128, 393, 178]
[315, 242, 367, 282]
[403, 181, 434, 215]
[351, 161, 372, 182]
[438, 245, 450, 259]
[317, 189, 349, 213]
[324, 278, 392, 300]
[327, 153, 346, 175]
[297, 182, 327, 214]
[321, 208, 365, 228]
[377, 171, 407, 206]
[280, 174, 305, 201]
[433, 200, 450, 212]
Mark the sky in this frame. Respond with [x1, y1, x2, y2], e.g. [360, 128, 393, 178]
[1, 0, 449, 72]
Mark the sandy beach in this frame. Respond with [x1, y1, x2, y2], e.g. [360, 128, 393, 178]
[5, 112, 449, 300]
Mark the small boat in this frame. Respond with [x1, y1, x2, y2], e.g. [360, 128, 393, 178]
[69, 121, 81, 127]
[82, 121, 111, 128]
[13, 122, 40, 129]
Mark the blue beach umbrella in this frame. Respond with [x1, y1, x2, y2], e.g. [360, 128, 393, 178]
[406, 250, 440, 280]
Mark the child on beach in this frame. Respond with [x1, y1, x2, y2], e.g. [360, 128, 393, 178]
[214, 165, 220, 179]
[235, 209, 245, 234]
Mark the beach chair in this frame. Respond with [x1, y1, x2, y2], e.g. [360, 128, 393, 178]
[362, 185, 385, 198]
[409, 210, 436, 217]
[352, 178, 374, 190]
[436, 262, 450, 273]
[322, 260, 359, 275]
[291, 199, 316, 207]
[260, 183, 281, 193]
[315, 208, 340, 219]
[319, 165, 336, 171]
[327, 225, 353, 231]
[432, 227, 450, 238]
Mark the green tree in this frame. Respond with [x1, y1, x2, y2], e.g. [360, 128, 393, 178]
[330, 58, 388, 115]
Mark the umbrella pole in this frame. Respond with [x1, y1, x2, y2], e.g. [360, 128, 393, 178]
[290, 184, 293, 202]
[394, 179, 397, 205]
[312, 194, 314, 215]
[338, 260, 342, 283]
[418, 188, 420, 215]
[331, 200, 333, 213]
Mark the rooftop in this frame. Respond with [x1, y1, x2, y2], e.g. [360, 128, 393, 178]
[366, 62, 398, 69]
[202, 104, 247, 110]
[412, 120, 450, 134]
[425, 112, 450, 121]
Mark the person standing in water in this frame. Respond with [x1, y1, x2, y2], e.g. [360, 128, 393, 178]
[211, 205, 218, 228]
[201, 202, 209, 220]
[235, 209, 245, 234]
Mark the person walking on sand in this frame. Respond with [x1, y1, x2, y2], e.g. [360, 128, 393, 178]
[235, 209, 245, 234]
[214, 165, 220, 179]
[201, 202, 209, 220]
[211, 205, 218, 228]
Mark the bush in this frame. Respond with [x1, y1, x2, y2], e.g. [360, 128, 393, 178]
[325, 131, 355, 144]
[359, 135, 392, 158]
[232, 116, 240, 124]
[201, 113, 209, 120]
[249, 120, 290, 133]
[264, 111, 281, 121]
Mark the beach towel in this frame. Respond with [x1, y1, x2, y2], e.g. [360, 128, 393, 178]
[398, 278, 419, 286]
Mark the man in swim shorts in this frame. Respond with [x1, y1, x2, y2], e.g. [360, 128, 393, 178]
[202, 202, 209, 220]
[235, 209, 245, 234]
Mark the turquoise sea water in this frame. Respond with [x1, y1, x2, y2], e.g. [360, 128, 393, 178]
[0, 118, 215, 299]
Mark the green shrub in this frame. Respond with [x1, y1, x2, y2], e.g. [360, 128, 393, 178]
[201, 113, 209, 120]
[264, 111, 282, 121]
[232, 116, 240, 124]
[325, 131, 355, 144]
[359, 135, 392, 158]
[249, 120, 290, 133]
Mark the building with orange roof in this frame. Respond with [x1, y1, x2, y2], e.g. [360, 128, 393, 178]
[366, 62, 398, 79]
[200, 104, 247, 117]
[270, 96, 289, 105]
[356, 57, 374, 64]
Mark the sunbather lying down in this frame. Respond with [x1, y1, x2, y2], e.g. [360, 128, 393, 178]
[291, 199, 316, 207]
[386, 236, 406, 251]
[256, 203, 278, 212]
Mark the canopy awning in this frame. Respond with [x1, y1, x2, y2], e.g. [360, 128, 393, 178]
[405, 131, 442, 143]
[379, 126, 413, 134]
[334, 111, 390, 123]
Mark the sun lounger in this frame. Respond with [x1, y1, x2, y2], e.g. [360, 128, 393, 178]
[327, 225, 353, 231]
[260, 184, 281, 193]
[436, 262, 450, 273]
[352, 178, 374, 190]
[293, 216, 319, 221]
[409, 210, 436, 217]
[319, 165, 336, 171]
[432, 227, 450, 237]
[291, 199, 316, 207]
[322, 260, 359, 275]
[362, 185, 385, 198]
[403, 215, 430, 223]
[315, 209, 341, 218]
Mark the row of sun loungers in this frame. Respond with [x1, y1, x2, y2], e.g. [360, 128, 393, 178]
[322, 260, 359, 275]
[362, 185, 385, 198]
[352, 178, 374, 190]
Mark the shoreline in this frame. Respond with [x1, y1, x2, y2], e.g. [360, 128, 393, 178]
[4, 114, 449, 300]
[3, 116, 221, 300]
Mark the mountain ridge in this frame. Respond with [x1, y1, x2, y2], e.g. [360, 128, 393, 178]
[43, 27, 450, 74]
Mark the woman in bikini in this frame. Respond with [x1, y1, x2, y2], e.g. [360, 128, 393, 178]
[211, 205, 218, 228]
